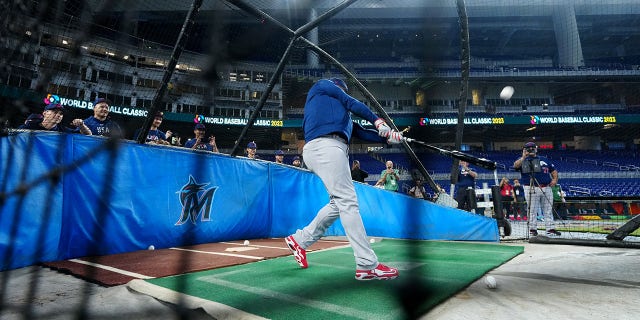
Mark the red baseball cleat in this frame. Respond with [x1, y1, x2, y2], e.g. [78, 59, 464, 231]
[355, 263, 399, 280]
[285, 235, 308, 268]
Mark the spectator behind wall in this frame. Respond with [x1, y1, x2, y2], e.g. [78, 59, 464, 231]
[499, 177, 515, 218]
[380, 160, 400, 192]
[408, 178, 427, 199]
[551, 184, 568, 220]
[351, 160, 368, 183]
[292, 155, 302, 167]
[184, 123, 218, 152]
[132, 111, 171, 145]
[246, 141, 259, 159]
[83, 98, 122, 137]
[19, 102, 91, 135]
[274, 149, 285, 164]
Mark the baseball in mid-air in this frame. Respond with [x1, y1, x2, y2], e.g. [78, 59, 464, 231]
[243, 240, 250, 246]
[500, 86, 515, 100]
[484, 275, 497, 289]
[148, 245, 155, 250]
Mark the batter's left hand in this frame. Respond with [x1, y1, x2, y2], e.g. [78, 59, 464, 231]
[387, 130, 403, 144]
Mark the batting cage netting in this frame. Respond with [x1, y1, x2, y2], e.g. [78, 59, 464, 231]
[2, 0, 640, 318]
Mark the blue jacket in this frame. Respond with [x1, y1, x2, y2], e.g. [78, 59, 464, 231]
[303, 79, 384, 143]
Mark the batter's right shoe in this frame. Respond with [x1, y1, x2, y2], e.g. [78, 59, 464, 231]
[355, 263, 399, 280]
[285, 235, 308, 269]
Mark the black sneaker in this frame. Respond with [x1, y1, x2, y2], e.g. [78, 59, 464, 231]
[529, 229, 538, 236]
[546, 229, 561, 236]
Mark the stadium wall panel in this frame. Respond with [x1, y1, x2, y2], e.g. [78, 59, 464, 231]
[0, 132, 498, 271]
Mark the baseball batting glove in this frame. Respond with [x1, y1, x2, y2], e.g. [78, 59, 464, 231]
[387, 130, 403, 144]
[374, 118, 391, 138]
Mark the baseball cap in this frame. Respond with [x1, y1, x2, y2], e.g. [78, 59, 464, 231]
[154, 111, 164, 119]
[93, 98, 111, 106]
[523, 142, 537, 149]
[194, 123, 205, 130]
[247, 141, 257, 149]
[329, 78, 348, 92]
[293, 155, 300, 161]
[44, 103, 64, 111]
[275, 150, 284, 155]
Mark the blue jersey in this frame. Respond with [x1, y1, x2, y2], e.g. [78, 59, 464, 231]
[456, 166, 476, 188]
[516, 155, 556, 186]
[184, 138, 213, 151]
[133, 128, 167, 143]
[83, 116, 122, 136]
[303, 79, 382, 143]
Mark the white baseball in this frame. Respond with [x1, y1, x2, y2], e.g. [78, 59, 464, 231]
[484, 275, 497, 289]
[500, 86, 514, 100]
[369, 238, 376, 244]
[148, 245, 155, 250]
[243, 240, 250, 246]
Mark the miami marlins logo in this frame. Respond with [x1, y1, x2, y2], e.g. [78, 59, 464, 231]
[176, 175, 217, 225]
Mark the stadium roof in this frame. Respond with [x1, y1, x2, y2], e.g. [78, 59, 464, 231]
[78, 0, 640, 65]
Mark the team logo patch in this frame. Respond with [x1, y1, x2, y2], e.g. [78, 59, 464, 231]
[176, 175, 218, 225]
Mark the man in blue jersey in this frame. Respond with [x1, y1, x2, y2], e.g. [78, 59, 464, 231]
[184, 123, 218, 152]
[83, 98, 122, 137]
[133, 111, 171, 145]
[19, 102, 91, 134]
[246, 141, 259, 159]
[285, 78, 403, 280]
[514, 141, 561, 236]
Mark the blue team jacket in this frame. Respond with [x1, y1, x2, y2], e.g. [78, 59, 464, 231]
[303, 79, 384, 143]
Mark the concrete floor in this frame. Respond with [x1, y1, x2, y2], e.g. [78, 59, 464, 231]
[425, 242, 640, 320]
[1, 242, 639, 319]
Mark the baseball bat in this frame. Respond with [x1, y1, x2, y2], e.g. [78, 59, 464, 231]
[403, 138, 497, 171]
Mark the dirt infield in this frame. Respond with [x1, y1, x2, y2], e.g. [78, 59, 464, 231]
[42, 238, 350, 286]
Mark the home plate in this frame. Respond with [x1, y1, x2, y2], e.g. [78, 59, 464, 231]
[225, 247, 259, 252]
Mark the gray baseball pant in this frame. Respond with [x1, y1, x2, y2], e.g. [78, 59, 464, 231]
[292, 136, 378, 270]
[524, 185, 556, 230]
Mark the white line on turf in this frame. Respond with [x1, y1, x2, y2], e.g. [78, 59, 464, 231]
[169, 247, 263, 260]
[69, 259, 154, 279]
[128, 279, 268, 320]
[198, 276, 398, 320]
[219, 242, 290, 250]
